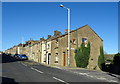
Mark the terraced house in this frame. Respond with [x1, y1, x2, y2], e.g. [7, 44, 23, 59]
[5, 25, 103, 70]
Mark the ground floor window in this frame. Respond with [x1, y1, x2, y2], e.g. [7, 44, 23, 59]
[55, 53, 58, 63]
[44, 54, 46, 62]
[82, 37, 88, 47]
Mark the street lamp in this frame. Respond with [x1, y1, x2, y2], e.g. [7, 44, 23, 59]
[60, 4, 70, 67]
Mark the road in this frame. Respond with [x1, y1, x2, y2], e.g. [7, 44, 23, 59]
[1, 54, 118, 83]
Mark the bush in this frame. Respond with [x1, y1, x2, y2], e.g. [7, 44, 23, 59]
[113, 53, 120, 65]
[75, 42, 90, 68]
[98, 46, 105, 70]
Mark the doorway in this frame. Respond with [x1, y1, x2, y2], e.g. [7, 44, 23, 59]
[63, 52, 66, 66]
[48, 53, 51, 64]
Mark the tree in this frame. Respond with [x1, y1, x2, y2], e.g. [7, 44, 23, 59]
[112, 53, 120, 74]
[98, 46, 105, 70]
[75, 42, 90, 68]
[113, 53, 120, 65]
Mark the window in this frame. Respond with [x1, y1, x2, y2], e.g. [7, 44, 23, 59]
[54, 39, 58, 49]
[56, 56, 58, 61]
[48, 44, 50, 47]
[71, 39, 76, 45]
[56, 42, 58, 46]
[82, 38, 88, 47]
[56, 39, 58, 42]
[55, 53, 58, 63]
[44, 54, 46, 62]
[47, 44, 50, 49]
[82, 38, 87, 43]
[56, 39, 58, 46]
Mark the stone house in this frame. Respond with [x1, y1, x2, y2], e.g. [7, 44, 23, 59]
[45, 31, 62, 65]
[5, 48, 11, 54]
[49, 25, 103, 70]
[11, 46, 17, 54]
[9, 48, 13, 54]
[46, 39, 52, 65]
[5, 24, 103, 70]
[41, 38, 47, 64]
[9, 47, 13, 54]
[16, 43, 23, 54]
[32, 43, 40, 62]
[37, 41, 42, 63]
[24, 40, 40, 61]
[104, 54, 115, 65]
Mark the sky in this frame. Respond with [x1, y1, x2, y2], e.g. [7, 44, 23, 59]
[2, 2, 118, 54]
[1, 0, 120, 2]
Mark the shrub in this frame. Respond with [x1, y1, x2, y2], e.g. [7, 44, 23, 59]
[75, 42, 90, 68]
[113, 53, 120, 65]
[98, 46, 105, 70]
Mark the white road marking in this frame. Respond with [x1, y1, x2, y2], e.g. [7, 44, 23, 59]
[109, 80, 118, 82]
[31, 67, 43, 73]
[53, 77, 69, 84]
[97, 77, 118, 83]
[78, 73, 88, 75]
[21, 63, 27, 66]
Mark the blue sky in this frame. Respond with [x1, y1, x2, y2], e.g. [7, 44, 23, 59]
[2, 2, 118, 54]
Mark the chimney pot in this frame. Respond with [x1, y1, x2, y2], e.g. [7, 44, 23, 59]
[65, 29, 71, 34]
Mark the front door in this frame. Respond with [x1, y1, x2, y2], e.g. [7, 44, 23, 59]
[63, 52, 66, 66]
[48, 53, 51, 64]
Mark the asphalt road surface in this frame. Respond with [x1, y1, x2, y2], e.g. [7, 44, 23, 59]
[2, 54, 118, 84]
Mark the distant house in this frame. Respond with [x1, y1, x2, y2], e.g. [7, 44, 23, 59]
[0, 51, 2, 54]
[104, 54, 115, 65]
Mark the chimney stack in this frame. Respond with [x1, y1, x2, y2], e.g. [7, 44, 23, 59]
[54, 30, 61, 37]
[40, 37, 45, 41]
[65, 29, 71, 34]
[47, 35, 51, 39]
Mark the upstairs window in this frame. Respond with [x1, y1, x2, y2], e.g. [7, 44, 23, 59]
[56, 39, 58, 42]
[71, 39, 76, 45]
[82, 38, 87, 43]
[82, 38, 88, 47]
[47, 44, 50, 49]
[56, 39, 58, 46]
[54, 39, 58, 49]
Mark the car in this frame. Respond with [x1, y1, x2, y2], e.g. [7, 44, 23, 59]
[16, 54, 28, 60]
[10, 54, 15, 57]
[14, 54, 18, 58]
[8, 53, 11, 56]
